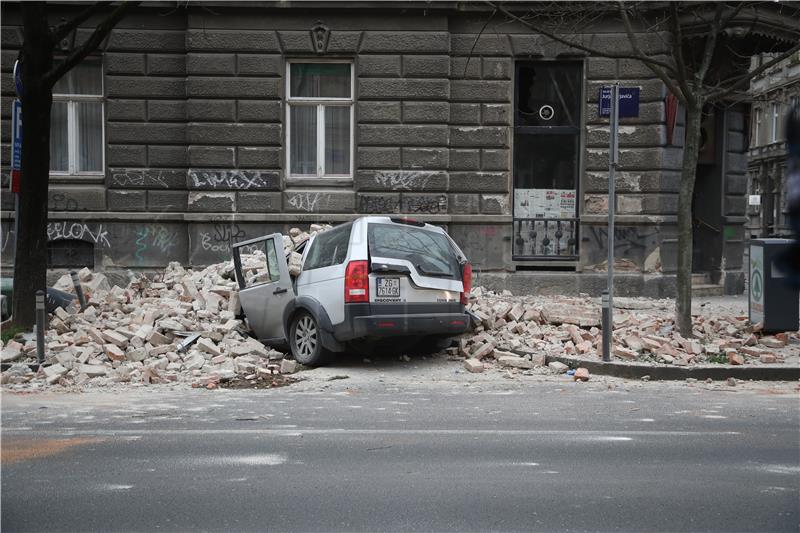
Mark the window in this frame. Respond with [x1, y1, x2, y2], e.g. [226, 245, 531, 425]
[51, 60, 104, 174]
[753, 107, 762, 147]
[303, 223, 352, 270]
[240, 238, 281, 288]
[286, 61, 353, 178]
[368, 223, 461, 279]
[771, 103, 779, 143]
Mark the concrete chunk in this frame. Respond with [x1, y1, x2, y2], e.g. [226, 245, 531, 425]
[463, 358, 484, 373]
[471, 342, 495, 360]
[78, 364, 107, 376]
[280, 359, 298, 374]
[101, 330, 129, 348]
[497, 355, 535, 369]
[197, 337, 222, 356]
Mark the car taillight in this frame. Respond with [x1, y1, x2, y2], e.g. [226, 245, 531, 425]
[460, 263, 472, 305]
[345, 260, 369, 303]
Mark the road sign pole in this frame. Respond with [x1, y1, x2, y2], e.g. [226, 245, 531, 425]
[603, 84, 620, 362]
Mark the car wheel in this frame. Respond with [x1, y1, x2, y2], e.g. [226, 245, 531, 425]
[289, 311, 327, 366]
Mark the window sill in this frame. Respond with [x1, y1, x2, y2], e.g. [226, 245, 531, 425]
[49, 174, 105, 184]
[285, 177, 353, 188]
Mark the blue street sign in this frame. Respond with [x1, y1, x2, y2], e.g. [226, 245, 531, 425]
[10, 99, 21, 192]
[599, 87, 640, 118]
[13, 60, 23, 99]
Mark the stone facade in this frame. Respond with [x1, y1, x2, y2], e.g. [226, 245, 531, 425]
[746, 51, 800, 238]
[0, 3, 750, 295]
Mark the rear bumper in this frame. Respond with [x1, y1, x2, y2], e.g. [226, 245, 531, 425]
[333, 302, 469, 341]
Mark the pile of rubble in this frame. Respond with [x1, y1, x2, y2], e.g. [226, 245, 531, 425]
[455, 287, 796, 374]
[0, 224, 333, 391]
[1, 220, 796, 389]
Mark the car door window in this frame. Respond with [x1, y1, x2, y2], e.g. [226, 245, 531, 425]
[240, 239, 281, 287]
[303, 224, 352, 271]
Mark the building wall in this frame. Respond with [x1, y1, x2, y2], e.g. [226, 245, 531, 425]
[0, 3, 751, 295]
[747, 51, 800, 238]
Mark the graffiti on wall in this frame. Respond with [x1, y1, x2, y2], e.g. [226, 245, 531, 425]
[134, 225, 180, 264]
[287, 192, 330, 212]
[111, 169, 173, 188]
[374, 170, 436, 191]
[199, 222, 247, 253]
[189, 170, 278, 190]
[47, 222, 112, 248]
[359, 195, 399, 213]
[404, 195, 447, 214]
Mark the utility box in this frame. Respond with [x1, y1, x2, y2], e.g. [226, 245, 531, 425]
[748, 239, 799, 333]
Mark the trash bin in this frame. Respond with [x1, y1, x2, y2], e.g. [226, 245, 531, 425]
[749, 238, 799, 333]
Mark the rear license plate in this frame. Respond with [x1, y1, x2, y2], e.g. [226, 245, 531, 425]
[376, 277, 400, 298]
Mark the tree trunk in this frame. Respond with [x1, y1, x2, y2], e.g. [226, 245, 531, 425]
[11, 3, 53, 329]
[675, 101, 704, 336]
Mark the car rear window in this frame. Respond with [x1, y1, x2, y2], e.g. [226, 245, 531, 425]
[368, 223, 461, 279]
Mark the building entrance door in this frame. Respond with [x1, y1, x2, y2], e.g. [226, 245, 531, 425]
[513, 61, 582, 261]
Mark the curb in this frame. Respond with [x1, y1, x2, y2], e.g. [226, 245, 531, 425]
[548, 355, 800, 381]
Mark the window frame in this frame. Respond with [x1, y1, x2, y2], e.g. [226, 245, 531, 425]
[285, 59, 354, 180]
[50, 58, 105, 177]
[753, 107, 761, 146]
[770, 102, 779, 143]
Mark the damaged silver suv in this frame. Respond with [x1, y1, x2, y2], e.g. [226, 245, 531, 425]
[232, 216, 472, 365]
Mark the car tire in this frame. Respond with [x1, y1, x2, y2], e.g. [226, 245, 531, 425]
[289, 311, 328, 366]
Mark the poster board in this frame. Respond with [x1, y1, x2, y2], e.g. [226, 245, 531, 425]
[514, 189, 576, 219]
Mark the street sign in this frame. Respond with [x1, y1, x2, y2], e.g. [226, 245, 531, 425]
[599, 87, 640, 118]
[10, 99, 22, 193]
[13, 59, 23, 99]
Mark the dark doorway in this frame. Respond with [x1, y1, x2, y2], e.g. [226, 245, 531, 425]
[691, 106, 724, 278]
[513, 61, 582, 260]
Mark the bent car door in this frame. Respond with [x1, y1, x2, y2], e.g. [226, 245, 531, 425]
[232, 233, 294, 344]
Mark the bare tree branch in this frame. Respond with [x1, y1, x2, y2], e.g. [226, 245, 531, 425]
[49, 2, 111, 43]
[44, 1, 140, 88]
[666, 3, 693, 102]
[617, 1, 688, 104]
[717, 1, 747, 31]
[489, 1, 678, 74]
[696, 2, 725, 85]
[667, 4, 687, 75]
[707, 42, 800, 101]
[464, 7, 496, 78]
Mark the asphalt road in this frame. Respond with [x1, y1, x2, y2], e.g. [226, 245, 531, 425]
[2, 380, 798, 532]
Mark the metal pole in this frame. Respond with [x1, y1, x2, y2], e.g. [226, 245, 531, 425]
[601, 290, 611, 361]
[35, 290, 46, 364]
[70, 270, 87, 311]
[605, 84, 620, 361]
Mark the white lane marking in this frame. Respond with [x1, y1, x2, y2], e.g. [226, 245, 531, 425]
[594, 436, 633, 441]
[638, 418, 656, 422]
[194, 454, 287, 466]
[3, 429, 743, 437]
[703, 415, 728, 419]
[761, 465, 800, 475]
[97, 484, 133, 491]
